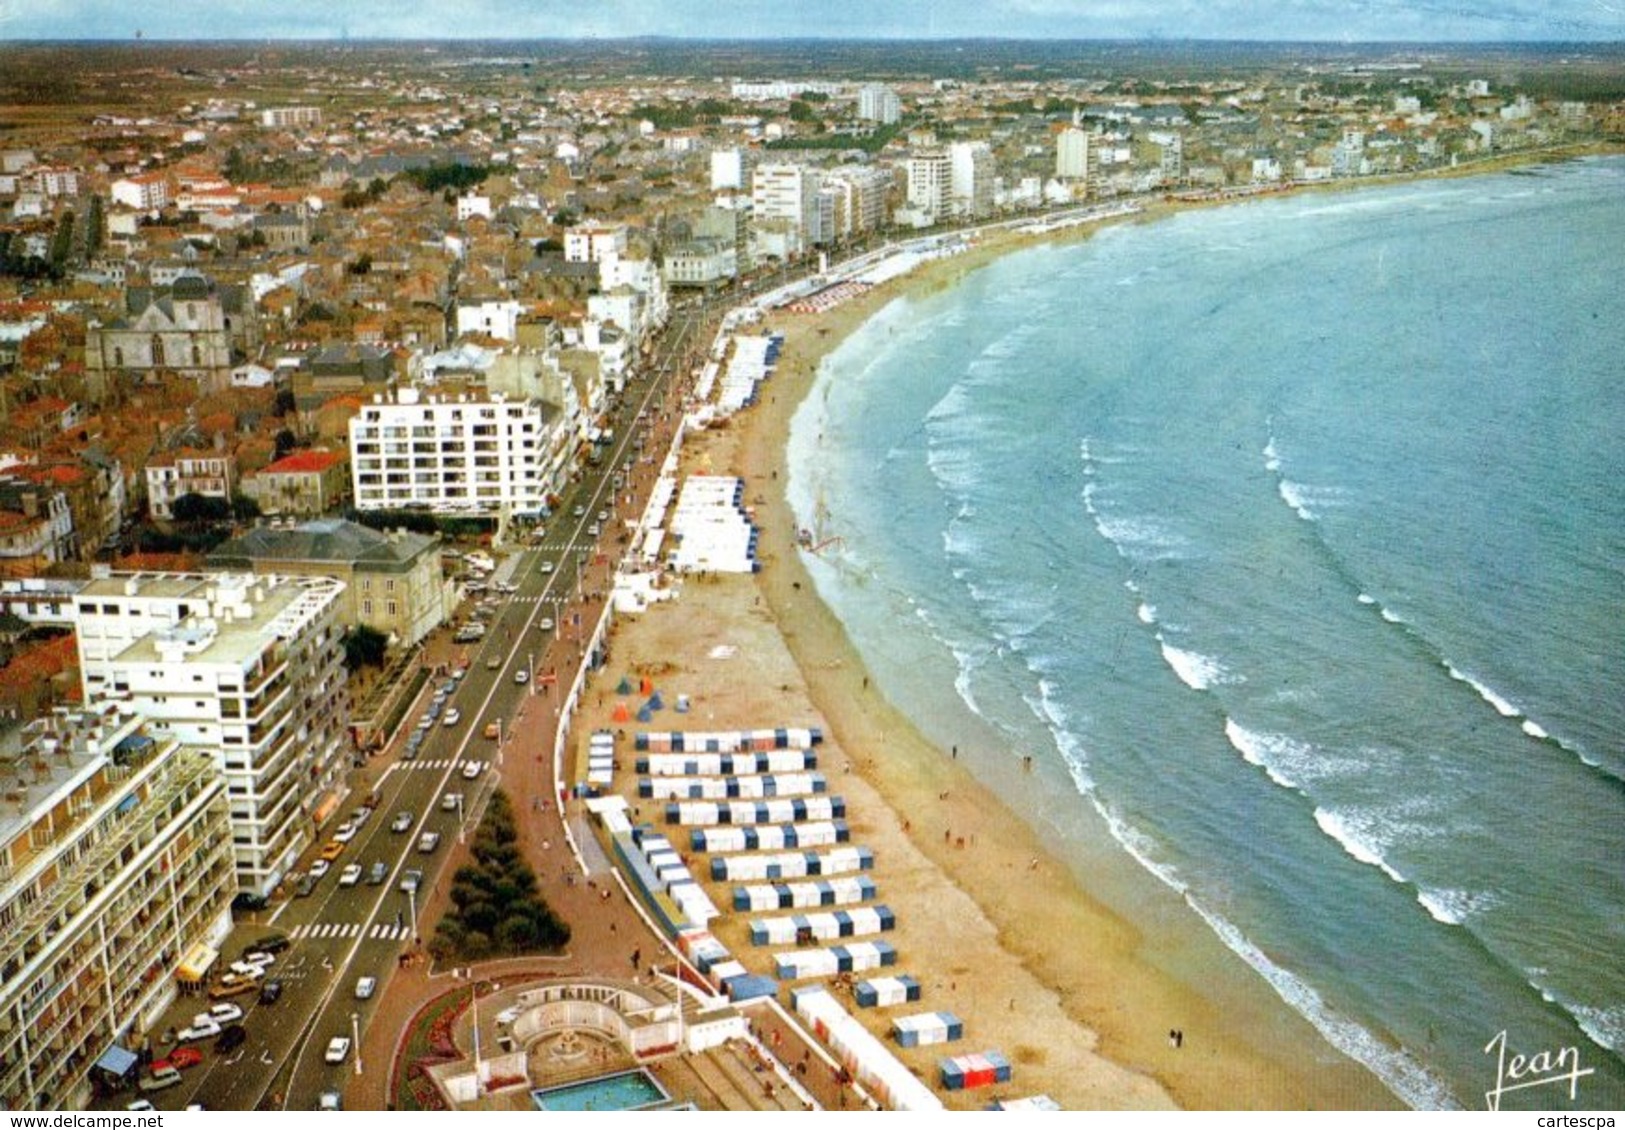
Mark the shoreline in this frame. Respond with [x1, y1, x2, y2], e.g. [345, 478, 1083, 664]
[577, 147, 1614, 1109]
[731, 216, 1399, 1109]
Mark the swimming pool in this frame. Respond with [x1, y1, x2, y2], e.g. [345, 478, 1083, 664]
[530, 1068, 671, 1111]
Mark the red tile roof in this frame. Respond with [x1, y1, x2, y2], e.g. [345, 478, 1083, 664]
[260, 449, 345, 475]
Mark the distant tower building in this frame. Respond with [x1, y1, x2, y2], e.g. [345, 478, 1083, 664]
[1159, 133, 1184, 183]
[905, 149, 951, 220]
[948, 141, 995, 219]
[858, 84, 902, 125]
[1056, 127, 1092, 183]
[711, 148, 748, 192]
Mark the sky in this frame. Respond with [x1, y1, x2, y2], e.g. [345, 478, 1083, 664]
[1, 0, 1621, 42]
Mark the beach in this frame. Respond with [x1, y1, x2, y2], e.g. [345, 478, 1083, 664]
[569, 205, 1426, 1109]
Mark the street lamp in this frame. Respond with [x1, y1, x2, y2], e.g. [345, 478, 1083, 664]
[528, 651, 536, 696]
[407, 886, 417, 940]
[351, 1011, 363, 1075]
[456, 791, 467, 843]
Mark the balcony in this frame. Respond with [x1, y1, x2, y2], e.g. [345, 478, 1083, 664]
[0, 751, 214, 978]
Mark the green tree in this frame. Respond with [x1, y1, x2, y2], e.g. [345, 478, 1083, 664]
[169, 492, 231, 525]
[342, 623, 389, 671]
[231, 494, 261, 522]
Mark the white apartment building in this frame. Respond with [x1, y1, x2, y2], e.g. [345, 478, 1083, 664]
[905, 149, 951, 219]
[349, 387, 562, 517]
[564, 222, 629, 264]
[108, 174, 170, 212]
[949, 141, 995, 219]
[824, 166, 892, 237]
[857, 85, 902, 125]
[259, 106, 322, 129]
[752, 163, 828, 248]
[455, 297, 523, 342]
[455, 193, 492, 222]
[144, 452, 234, 521]
[731, 80, 843, 101]
[1057, 127, 1092, 182]
[0, 706, 234, 1110]
[73, 571, 349, 899]
[710, 149, 748, 192]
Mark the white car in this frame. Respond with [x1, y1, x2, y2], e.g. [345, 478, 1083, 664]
[205, 1003, 244, 1025]
[443, 708, 461, 727]
[461, 760, 484, 780]
[177, 1018, 220, 1042]
[354, 976, 377, 1000]
[332, 822, 357, 844]
[227, 961, 267, 980]
[308, 859, 331, 880]
[338, 863, 363, 887]
[240, 952, 276, 970]
[514, 668, 529, 685]
[539, 560, 555, 574]
[324, 1036, 351, 1065]
[538, 618, 554, 632]
[441, 792, 463, 812]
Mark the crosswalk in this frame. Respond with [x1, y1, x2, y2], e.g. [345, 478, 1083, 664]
[286, 921, 413, 941]
[382, 759, 461, 775]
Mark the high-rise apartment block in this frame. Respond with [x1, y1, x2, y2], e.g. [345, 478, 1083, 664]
[857, 85, 902, 125]
[349, 388, 563, 518]
[949, 141, 995, 219]
[0, 706, 234, 1110]
[73, 571, 349, 898]
[1056, 127, 1092, 182]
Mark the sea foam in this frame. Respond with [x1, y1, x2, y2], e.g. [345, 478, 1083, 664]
[1158, 638, 1234, 691]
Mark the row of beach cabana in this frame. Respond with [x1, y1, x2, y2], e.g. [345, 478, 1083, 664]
[732, 874, 877, 912]
[639, 771, 826, 800]
[637, 725, 823, 753]
[690, 819, 849, 853]
[665, 795, 845, 827]
[666, 475, 760, 574]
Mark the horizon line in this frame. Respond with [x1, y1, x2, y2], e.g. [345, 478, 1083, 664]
[6, 34, 1624, 47]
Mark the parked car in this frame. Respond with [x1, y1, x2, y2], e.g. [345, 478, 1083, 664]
[443, 707, 461, 727]
[354, 976, 377, 1000]
[391, 811, 413, 833]
[205, 1003, 244, 1025]
[332, 822, 357, 844]
[417, 831, 440, 853]
[483, 721, 500, 739]
[514, 668, 529, 685]
[338, 863, 363, 887]
[324, 1036, 351, 1065]
[240, 951, 276, 970]
[176, 1018, 220, 1043]
[486, 655, 501, 670]
[294, 874, 317, 898]
[225, 962, 265, 981]
[308, 859, 331, 880]
[209, 978, 257, 1001]
[167, 1047, 204, 1070]
[246, 934, 290, 955]
[441, 792, 462, 812]
[214, 1024, 247, 1054]
[139, 1066, 183, 1094]
[231, 891, 268, 913]
[539, 560, 555, 574]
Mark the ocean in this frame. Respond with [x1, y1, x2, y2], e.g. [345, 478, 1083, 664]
[786, 156, 1625, 1110]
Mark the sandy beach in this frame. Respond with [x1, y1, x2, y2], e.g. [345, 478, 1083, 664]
[563, 152, 1613, 1107]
